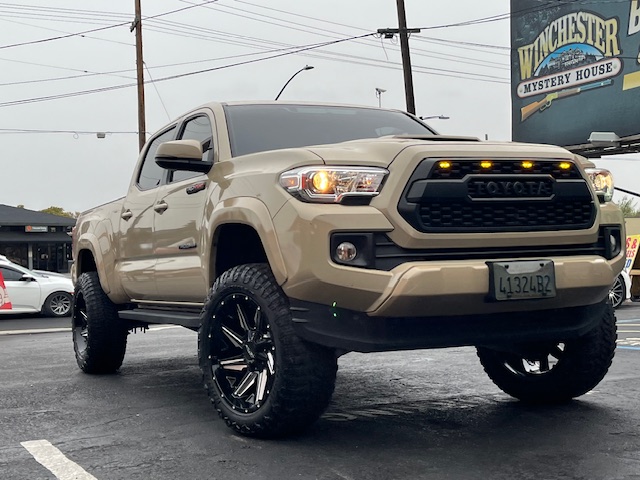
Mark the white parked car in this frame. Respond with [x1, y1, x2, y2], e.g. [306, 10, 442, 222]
[609, 270, 632, 309]
[0, 256, 74, 317]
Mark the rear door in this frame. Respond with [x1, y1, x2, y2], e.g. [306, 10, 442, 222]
[153, 111, 216, 302]
[116, 126, 176, 300]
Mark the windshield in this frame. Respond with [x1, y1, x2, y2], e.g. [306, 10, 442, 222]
[8, 262, 47, 277]
[223, 104, 435, 157]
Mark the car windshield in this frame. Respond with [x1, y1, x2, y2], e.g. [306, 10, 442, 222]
[223, 104, 435, 157]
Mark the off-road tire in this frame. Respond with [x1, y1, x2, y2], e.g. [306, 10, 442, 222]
[476, 301, 616, 403]
[72, 272, 128, 374]
[199, 263, 337, 438]
[42, 292, 72, 317]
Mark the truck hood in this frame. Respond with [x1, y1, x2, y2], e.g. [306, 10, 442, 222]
[303, 135, 575, 168]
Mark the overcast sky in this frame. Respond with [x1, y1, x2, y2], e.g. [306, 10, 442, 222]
[0, 0, 637, 213]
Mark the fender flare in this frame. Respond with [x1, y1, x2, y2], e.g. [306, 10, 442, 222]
[75, 219, 127, 302]
[208, 197, 288, 285]
[75, 233, 112, 294]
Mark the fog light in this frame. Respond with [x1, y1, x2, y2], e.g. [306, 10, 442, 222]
[610, 234, 617, 253]
[336, 242, 357, 262]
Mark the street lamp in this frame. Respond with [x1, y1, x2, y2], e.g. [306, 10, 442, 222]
[419, 115, 450, 120]
[375, 87, 386, 108]
[275, 65, 314, 101]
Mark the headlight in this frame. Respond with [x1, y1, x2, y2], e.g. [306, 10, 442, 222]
[585, 168, 614, 202]
[279, 166, 388, 203]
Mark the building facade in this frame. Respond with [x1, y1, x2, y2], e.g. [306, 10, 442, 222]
[0, 204, 76, 273]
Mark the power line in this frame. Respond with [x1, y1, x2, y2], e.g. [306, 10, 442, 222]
[0, 1, 515, 90]
[0, 26, 512, 100]
[0, 33, 377, 108]
[0, 17, 135, 48]
[179, 1, 511, 66]
[0, 20, 130, 50]
[148, 5, 511, 71]
[0, 1, 574, 104]
[0, 0, 219, 50]
[0, 128, 139, 135]
[144, 62, 171, 121]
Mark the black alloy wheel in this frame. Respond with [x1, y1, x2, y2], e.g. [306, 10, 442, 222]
[210, 293, 276, 414]
[73, 307, 89, 356]
[199, 263, 337, 438]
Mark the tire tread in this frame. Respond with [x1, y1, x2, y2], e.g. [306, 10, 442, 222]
[477, 301, 617, 403]
[74, 272, 128, 374]
[199, 263, 337, 438]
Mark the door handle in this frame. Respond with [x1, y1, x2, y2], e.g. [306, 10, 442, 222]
[121, 210, 133, 220]
[154, 201, 168, 213]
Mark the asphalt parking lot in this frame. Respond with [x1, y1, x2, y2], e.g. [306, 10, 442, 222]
[1, 304, 639, 480]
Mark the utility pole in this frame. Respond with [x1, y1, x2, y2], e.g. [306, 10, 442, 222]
[132, 0, 146, 151]
[378, 0, 420, 115]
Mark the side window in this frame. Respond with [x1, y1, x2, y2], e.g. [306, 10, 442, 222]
[1, 266, 23, 281]
[171, 115, 213, 183]
[137, 127, 176, 190]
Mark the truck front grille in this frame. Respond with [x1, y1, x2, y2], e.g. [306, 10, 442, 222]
[419, 201, 594, 230]
[398, 159, 597, 233]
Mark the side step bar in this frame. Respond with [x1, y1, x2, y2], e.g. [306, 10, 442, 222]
[119, 309, 201, 329]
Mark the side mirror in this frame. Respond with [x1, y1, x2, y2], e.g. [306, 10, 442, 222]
[155, 140, 213, 173]
[20, 274, 36, 282]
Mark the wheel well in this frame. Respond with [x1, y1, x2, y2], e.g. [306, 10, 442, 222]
[76, 249, 97, 275]
[214, 224, 268, 281]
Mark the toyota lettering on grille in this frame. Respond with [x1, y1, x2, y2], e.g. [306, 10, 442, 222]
[468, 178, 554, 199]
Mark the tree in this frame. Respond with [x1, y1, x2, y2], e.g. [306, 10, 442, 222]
[615, 196, 640, 218]
[40, 206, 79, 219]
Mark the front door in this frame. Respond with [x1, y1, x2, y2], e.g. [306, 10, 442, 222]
[153, 113, 215, 303]
[0, 265, 40, 311]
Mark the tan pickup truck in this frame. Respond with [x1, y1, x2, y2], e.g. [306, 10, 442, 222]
[72, 101, 624, 438]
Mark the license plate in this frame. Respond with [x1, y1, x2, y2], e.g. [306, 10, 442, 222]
[488, 260, 556, 301]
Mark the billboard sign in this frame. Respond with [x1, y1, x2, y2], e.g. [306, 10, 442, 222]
[625, 234, 640, 272]
[511, 1, 640, 147]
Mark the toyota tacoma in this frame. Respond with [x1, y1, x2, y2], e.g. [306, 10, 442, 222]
[71, 101, 623, 437]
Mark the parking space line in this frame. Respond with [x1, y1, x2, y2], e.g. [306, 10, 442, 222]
[0, 328, 70, 336]
[149, 325, 183, 331]
[21, 439, 97, 480]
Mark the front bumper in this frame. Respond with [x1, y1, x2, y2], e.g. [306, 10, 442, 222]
[290, 298, 609, 352]
[272, 192, 623, 324]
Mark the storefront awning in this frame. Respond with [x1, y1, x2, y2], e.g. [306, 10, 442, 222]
[0, 232, 72, 243]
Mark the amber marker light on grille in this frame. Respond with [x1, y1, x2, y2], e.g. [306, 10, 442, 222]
[480, 160, 493, 169]
[438, 160, 452, 169]
[559, 162, 572, 170]
[521, 160, 534, 169]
